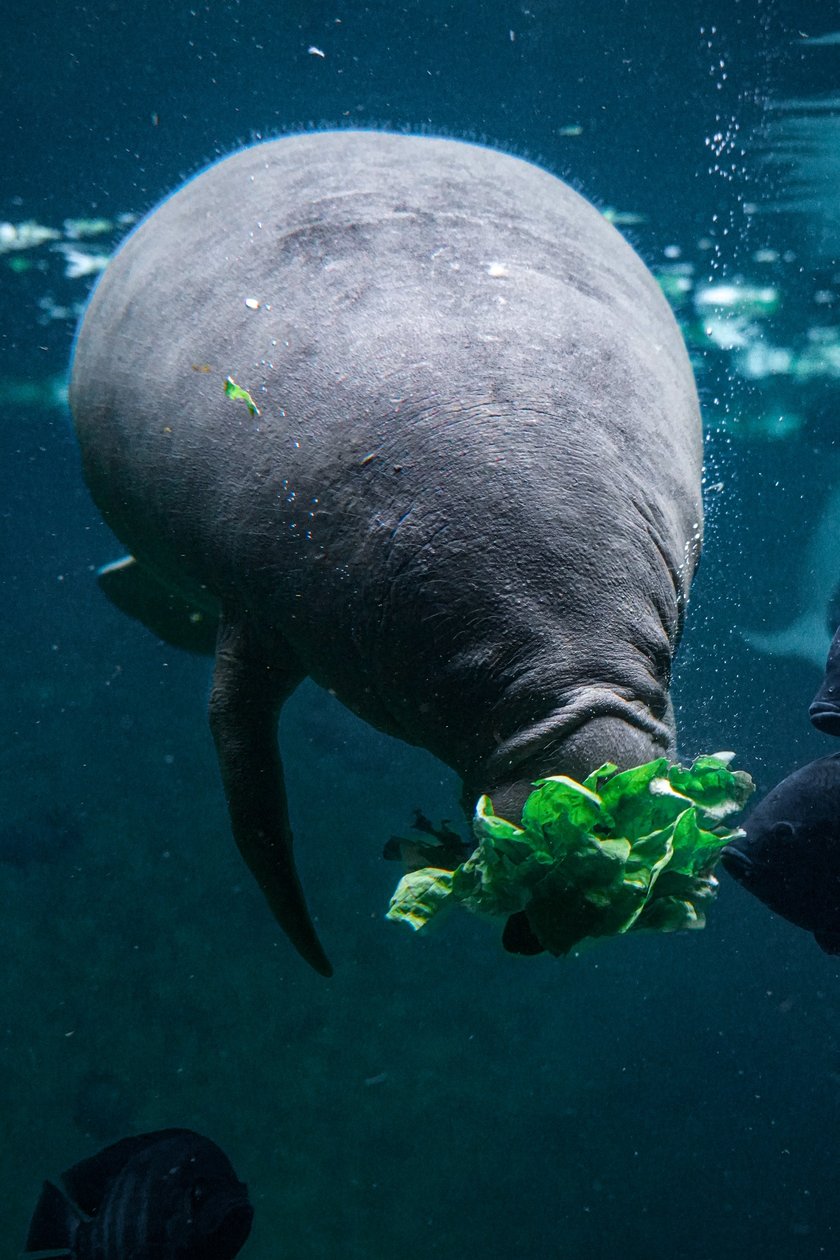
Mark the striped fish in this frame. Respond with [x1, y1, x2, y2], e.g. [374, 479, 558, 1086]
[23, 1128, 252, 1259]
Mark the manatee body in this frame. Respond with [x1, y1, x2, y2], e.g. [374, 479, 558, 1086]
[70, 130, 703, 974]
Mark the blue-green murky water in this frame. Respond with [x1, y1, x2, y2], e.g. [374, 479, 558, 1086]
[2, 1, 839, 1256]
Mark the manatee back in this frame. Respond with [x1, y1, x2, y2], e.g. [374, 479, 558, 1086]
[71, 130, 702, 769]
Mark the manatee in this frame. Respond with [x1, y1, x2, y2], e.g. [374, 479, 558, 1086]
[69, 130, 703, 976]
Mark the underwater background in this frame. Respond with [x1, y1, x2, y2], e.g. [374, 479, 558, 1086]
[2, 0, 839, 1255]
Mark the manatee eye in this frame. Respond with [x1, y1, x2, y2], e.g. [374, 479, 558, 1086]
[771, 821, 796, 841]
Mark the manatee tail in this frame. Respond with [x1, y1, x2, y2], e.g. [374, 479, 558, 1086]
[209, 614, 333, 977]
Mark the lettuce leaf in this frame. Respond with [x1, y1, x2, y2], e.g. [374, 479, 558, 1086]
[223, 375, 260, 417]
[386, 754, 753, 955]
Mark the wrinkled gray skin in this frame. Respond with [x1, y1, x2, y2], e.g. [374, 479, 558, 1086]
[70, 131, 703, 976]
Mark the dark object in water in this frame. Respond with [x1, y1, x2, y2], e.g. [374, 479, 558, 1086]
[23, 1128, 253, 1259]
[383, 810, 469, 872]
[810, 623, 840, 735]
[501, 909, 545, 956]
[721, 752, 840, 955]
[0, 809, 83, 868]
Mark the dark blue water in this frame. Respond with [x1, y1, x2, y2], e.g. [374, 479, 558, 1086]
[2, 1, 839, 1256]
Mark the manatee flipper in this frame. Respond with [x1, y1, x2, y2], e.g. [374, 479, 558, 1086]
[209, 614, 333, 977]
[98, 555, 219, 654]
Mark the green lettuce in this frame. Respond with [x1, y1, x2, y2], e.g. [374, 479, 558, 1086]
[386, 754, 753, 955]
[224, 375, 260, 417]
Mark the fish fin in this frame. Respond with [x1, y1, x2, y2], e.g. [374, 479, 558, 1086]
[97, 555, 219, 655]
[59, 1130, 197, 1215]
[209, 614, 333, 977]
[814, 931, 840, 956]
[24, 1179, 80, 1255]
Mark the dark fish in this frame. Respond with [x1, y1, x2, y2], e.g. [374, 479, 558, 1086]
[24, 1128, 253, 1259]
[721, 752, 840, 954]
[810, 623, 840, 735]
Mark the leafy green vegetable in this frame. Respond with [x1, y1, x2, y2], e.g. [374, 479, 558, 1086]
[224, 376, 260, 416]
[386, 754, 754, 955]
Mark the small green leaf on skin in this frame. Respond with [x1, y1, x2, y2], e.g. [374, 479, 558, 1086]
[224, 376, 260, 416]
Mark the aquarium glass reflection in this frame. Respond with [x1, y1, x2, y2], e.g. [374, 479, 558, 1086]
[2, 2, 839, 1257]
